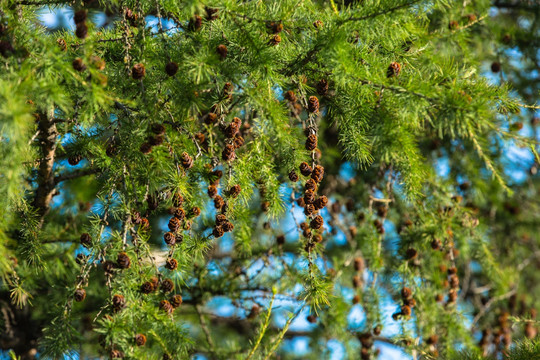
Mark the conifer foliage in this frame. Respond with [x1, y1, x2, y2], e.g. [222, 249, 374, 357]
[0, 0, 539, 359]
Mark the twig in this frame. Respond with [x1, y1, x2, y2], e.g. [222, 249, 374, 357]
[246, 290, 276, 360]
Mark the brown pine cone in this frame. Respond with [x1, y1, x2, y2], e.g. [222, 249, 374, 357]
[401, 305, 412, 316]
[268, 34, 281, 46]
[72, 58, 86, 72]
[132, 63, 146, 80]
[135, 333, 147, 346]
[216, 44, 228, 60]
[311, 165, 324, 182]
[353, 275, 362, 289]
[181, 152, 194, 169]
[172, 193, 183, 207]
[110, 350, 124, 358]
[316, 79, 329, 96]
[261, 201, 270, 212]
[139, 142, 152, 154]
[304, 189, 315, 204]
[229, 184, 241, 198]
[305, 178, 317, 191]
[151, 123, 166, 135]
[303, 204, 315, 216]
[189, 206, 201, 217]
[284, 90, 297, 102]
[299, 162, 312, 176]
[233, 135, 245, 149]
[171, 294, 183, 308]
[163, 232, 176, 246]
[308, 96, 319, 113]
[222, 221, 234, 232]
[141, 281, 155, 294]
[68, 154, 82, 165]
[314, 195, 328, 210]
[387, 62, 401, 78]
[168, 217, 181, 232]
[214, 195, 224, 209]
[173, 208, 185, 221]
[160, 279, 174, 293]
[207, 185, 218, 198]
[405, 248, 418, 260]
[160, 300, 173, 314]
[75, 23, 88, 39]
[205, 112, 218, 124]
[148, 136, 164, 147]
[74, 10, 87, 25]
[224, 118, 241, 138]
[401, 287, 412, 299]
[449, 275, 460, 288]
[165, 62, 179, 76]
[213, 226, 224, 238]
[116, 252, 131, 269]
[277, 234, 285, 245]
[165, 258, 178, 270]
[112, 294, 126, 311]
[310, 215, 323, 229]
[305, 134, 318, 151]
[222, 144, 236, 162]
[268, 21, 283, 34]
[74, 288, 86, 302]
[216, 214, 228, 226]
[80, 233, 92, 248]
[354, 257, 365, 272]
[188, 15, 202, 31]
[288, 170, 299, 182]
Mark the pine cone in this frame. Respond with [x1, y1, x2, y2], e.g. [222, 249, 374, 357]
[172, 193, 183, 207]
[308, 96, 319, 113]
[354, 257, 365, 272]
[207, 185, 218, 198]
[268, 34, 281, 46]
[134, 333, 147, 346]
[299, 162, 312, 177]
[284, 90, 297, 102]
[261, 201, 270, 212]
[277, 235, 285, 245]
[229, 185, 241, 198]
[165, 61, 179, 76]
[74, 10, 87, 25]
[216, 44, 228, 60]
[310, 215, 323, 229]
[491, 61, 501, 73]
[139, 142, 152, 154]
[405, 248, 418, 260]
[288, 170, 299, 182]
[214, 195, 225, 210]
[80, 233, 92, 248]
[311, 165, 324, 183]
[132, 63, 146, 80]
[313, 20, 324, 29]
[75, 23, 88, 39]
[268, 22, 283, 34]
[112, 294, 126, 311]
[316, 79, 328, 96]
[222, 144, 236, 161]
[171, 294, 183, 308]
[189, 206, 201, 217]
[116, 252, 131, 269]
[168, 217, 181, 232]
[387, 62, 401, 78]
[173, 208, 185, 221]
[353, 275, 362, 289]
[401, 305, 412, 316]
[213, 226, 224, 238]
[205, 112, 218, 124]
[141, 281, 155, 294]
[205, 7, 219, 20]
[160, 279, 174, 293]
[233, 135, 245, 149]
[222, 221, 234, 232]
[303, 203, 315, 216]
[304, 189, 315, 204]
[74, 288, 86, 302]
[401, 287, 412, 299]
[72, 58, 86, 72]
[148, 136, 163, 147]
[165, 258, 178, 270]
[305, 178, 317, 191]
[313, 195, 328, 210]
[163, 232, 176, 246]
[305, 134, 318, 151]
[159, 300, 173, 314]
[180, 152, 194, 169]
[188, 15, 202, 31]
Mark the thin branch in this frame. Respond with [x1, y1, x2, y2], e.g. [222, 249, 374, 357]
[54, 168, 100, 185]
